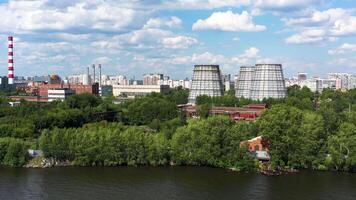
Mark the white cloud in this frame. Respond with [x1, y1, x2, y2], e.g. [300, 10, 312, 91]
[328, 43, 356, 55]
[143, 16, 182, 29]
[285, 29, 329, 44]
[93, 56, 112, 65]
[163, 0, 250, 10]
[162, 36, 198, 49]
[192, 11, 266, 32]
[0, 0, 147, 33]
[284, 8, 356, 44]
[253, 0, 321, 10]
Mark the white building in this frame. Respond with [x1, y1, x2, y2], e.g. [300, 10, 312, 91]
[143, 74, 164, 85]
[328, 73, 356, 90]
[157, 79, 191, 89]
[48, 89, 75, 102]
[67, 74, 91, 85]
[113, 85, 170, 98]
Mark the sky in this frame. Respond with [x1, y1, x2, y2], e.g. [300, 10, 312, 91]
[0, 0, 356, 79]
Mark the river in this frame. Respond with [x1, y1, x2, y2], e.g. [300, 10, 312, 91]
[0, 167, 355, 200]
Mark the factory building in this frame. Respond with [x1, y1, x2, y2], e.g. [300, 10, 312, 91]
[48, 88, 75, 102]
[188, 65, 224, 104]
[112, 85, 170, 98]
[235, 64, 286, 100]
[34, 83, 99, 97]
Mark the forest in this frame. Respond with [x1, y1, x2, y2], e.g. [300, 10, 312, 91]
[1, 86, 356, 172]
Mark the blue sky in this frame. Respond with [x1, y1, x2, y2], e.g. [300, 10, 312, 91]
[0, 0, 356, 79]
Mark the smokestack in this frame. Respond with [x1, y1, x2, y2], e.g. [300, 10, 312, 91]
[98, 64, 102, 87]
[92, 64, 96, 84]
[8, 36, 14, 85]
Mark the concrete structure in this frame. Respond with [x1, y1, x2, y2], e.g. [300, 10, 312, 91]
[250, 64, 286, 100]
[236, 64, 286, 100]
[113, 84, 170, 98]
[235, 66, 255, 98]
[143, 74, 164, 85]
[188, 65, 224, 104]
[48, 88, 75, 102]
[8, 36, 14, 85]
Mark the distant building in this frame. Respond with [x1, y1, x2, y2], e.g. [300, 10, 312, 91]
[34, 83, 99, 97]
[48, 88, 75, 102]
[100, 85, 113, 97]
[221, 74, 235, 91]
[143, 74, 164, 85]
[158, 79, 191, 89]
[188, 65, 224, 104]
[113, 84, 170, 98]
[67, 74, 91, 85]
[298, 73, 307, 81]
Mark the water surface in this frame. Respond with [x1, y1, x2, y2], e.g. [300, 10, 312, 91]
[0, 167, 355, 200]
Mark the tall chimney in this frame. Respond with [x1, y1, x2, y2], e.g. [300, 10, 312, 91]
[98, 64, 102, 87]
[8, 36, 14, 84]
[92, 64, 96, 84]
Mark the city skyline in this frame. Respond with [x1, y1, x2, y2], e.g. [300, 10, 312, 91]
[0, 0, 356, 79]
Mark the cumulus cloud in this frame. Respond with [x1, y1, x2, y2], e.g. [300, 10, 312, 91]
[162, 36, 198, 49]
[328, 43, 356, 55]
[0, 0, 147, 33]
[163, 0, 250, 10]
[192, 11, 266, 32]
[284, 8, 356, 44]
[143, 16, 183, 29]
[253, 0, 321, 10]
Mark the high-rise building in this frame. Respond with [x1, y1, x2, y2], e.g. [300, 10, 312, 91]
[143, 74, 164, 85]
[298, 73, 307, 81]
[235, 64, 286, 100]
[188, 65, 224, 104]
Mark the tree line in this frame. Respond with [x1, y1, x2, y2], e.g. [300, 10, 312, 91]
[1, 85, 356, 172]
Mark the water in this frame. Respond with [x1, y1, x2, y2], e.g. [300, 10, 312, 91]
[0, 167, 355, 200]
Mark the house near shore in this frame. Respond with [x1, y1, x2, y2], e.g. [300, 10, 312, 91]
[240, 136, 270, 162]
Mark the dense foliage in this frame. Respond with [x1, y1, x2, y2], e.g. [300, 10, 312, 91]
[38, 118, 257, 171]
[1, 85, 356, 172]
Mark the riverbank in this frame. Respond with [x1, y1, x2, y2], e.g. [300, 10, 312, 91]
[25, 156, 301, 176]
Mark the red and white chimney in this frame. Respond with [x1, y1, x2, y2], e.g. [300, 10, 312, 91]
[8, 36, 14, 84]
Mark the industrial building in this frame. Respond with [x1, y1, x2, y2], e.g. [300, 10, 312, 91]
[112, 85, 170, 98]
[188, 65, 224, 104]
[180, 104, 266, 121]
[236, 64, 286, 100]
[48, 88, 75, 102]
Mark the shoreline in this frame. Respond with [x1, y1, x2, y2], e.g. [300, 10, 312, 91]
[24, 157, 301, 176]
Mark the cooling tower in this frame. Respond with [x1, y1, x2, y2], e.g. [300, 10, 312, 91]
[249, 64, 286, 100]
[235, 66, 255, 99]
[188, 65, 224, 104]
